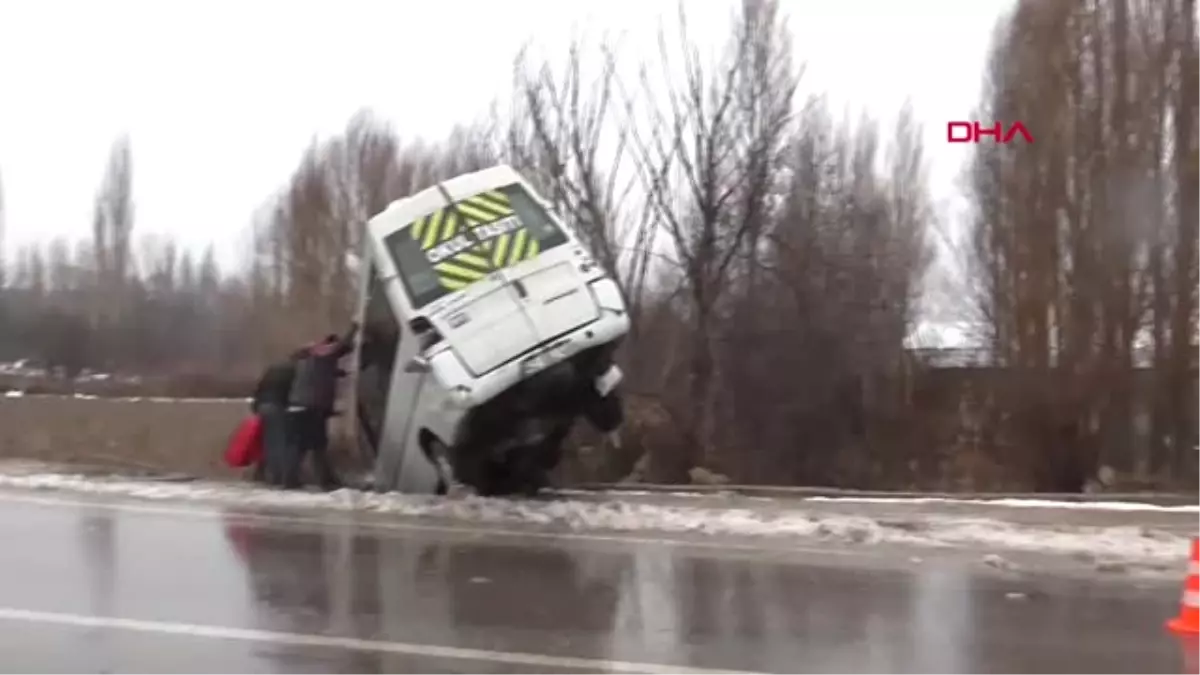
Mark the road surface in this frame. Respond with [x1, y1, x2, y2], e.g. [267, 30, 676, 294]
[0, 488, 1191, 673]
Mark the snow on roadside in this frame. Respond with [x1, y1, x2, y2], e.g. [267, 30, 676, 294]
[0, 471, 1191, 566]
[803, 496, 1200, 513]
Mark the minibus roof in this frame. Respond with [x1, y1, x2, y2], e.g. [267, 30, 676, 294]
[373, 164, 525, 227]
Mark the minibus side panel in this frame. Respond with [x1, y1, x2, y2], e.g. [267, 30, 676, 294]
[372, 321, 441, 493]
[370, 270, 441, 494]
[353, 259, 390, 460]
[503, 246, 599, 341]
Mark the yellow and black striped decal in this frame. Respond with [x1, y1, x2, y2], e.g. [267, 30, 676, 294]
[408, 190, 542, 291]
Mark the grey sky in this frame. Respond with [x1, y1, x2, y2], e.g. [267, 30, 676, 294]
[0, 0, 1013, 269]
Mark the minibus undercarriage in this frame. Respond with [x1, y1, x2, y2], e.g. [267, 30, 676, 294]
[439, 342, 623, 495]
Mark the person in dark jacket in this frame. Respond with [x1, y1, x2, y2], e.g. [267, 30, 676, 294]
[249, 351, 304, 486]
[283, 323, 358, 490]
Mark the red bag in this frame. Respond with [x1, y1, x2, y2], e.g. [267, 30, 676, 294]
[224, 414, 264, 468]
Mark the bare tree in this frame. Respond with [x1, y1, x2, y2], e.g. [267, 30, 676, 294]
[1168, 0, 1198, 473]
[87, 135, 136, 366]
[955, 8, 1113, 490]
[280, 140, 341, 335]
[92, 135, 135, 296]
[340, 109, 404, 221]
[0, 167, 6, 289]
[509, 39, 637, 284]
[963, 0, 1196, 490]
[22, 245, 46, 299]
[440, 122, 501, 178]
[1146, 0, 1176, 472]
[624, 0, 800, 478]
[138, 234, 178, 298]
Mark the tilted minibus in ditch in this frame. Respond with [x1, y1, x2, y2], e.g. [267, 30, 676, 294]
[351, 165, 629, 496]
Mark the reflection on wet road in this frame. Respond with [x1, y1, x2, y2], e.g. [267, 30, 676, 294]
[0, 490, 1190, 673]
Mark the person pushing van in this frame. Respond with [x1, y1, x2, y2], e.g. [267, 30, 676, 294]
[283, 323, 359, 490]
[248, 348, 308, 485]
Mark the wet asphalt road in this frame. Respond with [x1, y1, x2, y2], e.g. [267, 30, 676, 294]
[0, 488, 1193, 674]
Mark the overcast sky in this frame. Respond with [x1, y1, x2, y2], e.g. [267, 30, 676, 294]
[0, 0, 1014, 270]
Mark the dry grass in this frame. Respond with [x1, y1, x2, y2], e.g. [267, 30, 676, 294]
[0, 394, 662, 487]
[0, 396, 368, 482]
[0, 397, 250, 479]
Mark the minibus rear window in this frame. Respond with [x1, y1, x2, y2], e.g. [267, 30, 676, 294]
[383, 183, 569, 309]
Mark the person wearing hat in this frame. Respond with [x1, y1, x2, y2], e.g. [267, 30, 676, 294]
[283, 323, 359, 490]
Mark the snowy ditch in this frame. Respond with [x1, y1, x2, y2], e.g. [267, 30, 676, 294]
[0, 470, 1193, 567]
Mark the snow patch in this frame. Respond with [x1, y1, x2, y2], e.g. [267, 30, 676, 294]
[557, 488, 712, 499]
[804, 496, 1199, 513]
[3, 390, 24, 398]
[0, 472, 1190, 565]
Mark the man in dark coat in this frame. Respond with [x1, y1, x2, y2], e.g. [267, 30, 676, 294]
[284, 323, 359, 490]
[249, 350, 305, 486]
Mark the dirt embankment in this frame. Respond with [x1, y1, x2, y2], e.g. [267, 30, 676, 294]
[0, 396, 250, 479]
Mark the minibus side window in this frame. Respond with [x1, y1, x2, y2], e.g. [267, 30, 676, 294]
[499, 184, 569, 251]
[355, 265, 401, 457]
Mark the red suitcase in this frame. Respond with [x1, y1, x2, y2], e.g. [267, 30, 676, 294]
[224, 414, 264, 468]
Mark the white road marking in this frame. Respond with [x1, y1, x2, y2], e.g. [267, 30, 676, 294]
[0, 490, 860, 559]
[0, 607, 757, 675]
